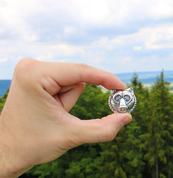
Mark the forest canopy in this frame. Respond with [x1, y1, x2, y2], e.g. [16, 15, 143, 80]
[0, 72, 173, 178]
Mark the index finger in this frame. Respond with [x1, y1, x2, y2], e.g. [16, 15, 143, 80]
[43, 62, 126, 90]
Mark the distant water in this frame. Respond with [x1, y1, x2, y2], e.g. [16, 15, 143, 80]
[0, 70, 173, 97]
[115, 70, 173, 85]
[0, 80, 11, 97]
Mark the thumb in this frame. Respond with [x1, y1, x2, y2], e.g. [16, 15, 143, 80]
[76, 113, 132, 144]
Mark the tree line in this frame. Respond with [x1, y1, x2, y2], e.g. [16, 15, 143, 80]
[0, 72, 173, 178]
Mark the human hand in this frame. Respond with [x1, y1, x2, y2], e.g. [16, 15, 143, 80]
[0, 59, 132, 177]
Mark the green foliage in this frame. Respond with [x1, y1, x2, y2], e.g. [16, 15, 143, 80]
[70, 84, 111, 119]
[0, 89, 9, 114]
[65, 157, 102, 178]
[1, 73, 173, 178]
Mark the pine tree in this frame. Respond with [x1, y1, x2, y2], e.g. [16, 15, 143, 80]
[99, 129, 127, 178]
[98, 74, 147, 178]
[124, 73, 148, 177]
[140, 71, 173, 178]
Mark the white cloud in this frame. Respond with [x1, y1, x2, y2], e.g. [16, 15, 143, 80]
[64, 26, 77, 36]
[20, 43, 85, 62]
[91, 57, 103, 64]
[1, 0, 173, 79]
[0, 2, 38, 42]
[1, 0, 173, 46]
[93, 24, 173, 50]
[149, 1, 173, 19]
[2, 0, 173, 42]
[122, 57, 131, 62]
[0, 58, 7, 62]
[92, 37, 113, 50]
[133, 46, 142, 51]
[72, 0, 110, 25]
[50, 44, 85, 56]
[59, 60, 66, 62]
[143, 26, 173, 49]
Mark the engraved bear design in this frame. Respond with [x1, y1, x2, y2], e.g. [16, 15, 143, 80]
[108, 87, 137, 113]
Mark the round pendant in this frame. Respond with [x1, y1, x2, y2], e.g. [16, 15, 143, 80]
[108, 87, 137, 113]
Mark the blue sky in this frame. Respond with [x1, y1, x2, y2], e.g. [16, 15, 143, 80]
[1, 0, 173, 79]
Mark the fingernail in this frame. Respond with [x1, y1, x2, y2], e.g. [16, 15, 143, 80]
[121, 117, 130, 127]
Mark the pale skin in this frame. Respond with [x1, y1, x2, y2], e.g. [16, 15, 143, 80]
[0, 58, 132, 178]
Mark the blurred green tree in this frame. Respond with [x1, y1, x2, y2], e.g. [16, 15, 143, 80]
[140, 71, 173, 178]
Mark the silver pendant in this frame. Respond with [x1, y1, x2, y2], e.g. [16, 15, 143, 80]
[108, 87, 137, 113]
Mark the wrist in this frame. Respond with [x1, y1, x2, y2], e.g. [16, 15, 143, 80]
[0, 115, 32, 178]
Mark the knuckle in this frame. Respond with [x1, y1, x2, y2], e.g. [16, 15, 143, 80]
[100, 121, 117, 142]
[79, 63, 88, 69]
[15, 58, 36, 73]
[76, 63, 90, 74]
[65, 132, 82, 149]
[76, 63, 93, 82]
[14, 58, 37, 81]
[106, 129, 116, 141]
[77, 82, 86, 92]
[102, 130, 116, 142]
